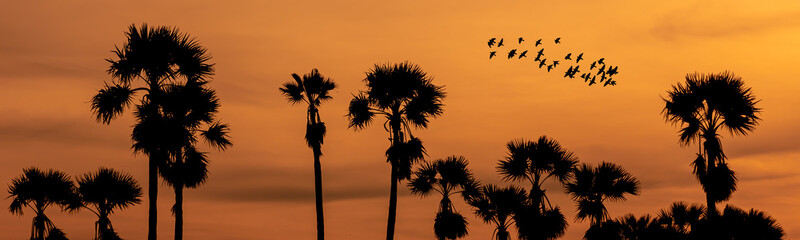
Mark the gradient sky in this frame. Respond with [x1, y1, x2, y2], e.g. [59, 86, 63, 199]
[2, 0, 800, 239]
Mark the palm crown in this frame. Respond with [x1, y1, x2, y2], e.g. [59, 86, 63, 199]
[8, 168, 81, 240]
[566, 162, 640, 225]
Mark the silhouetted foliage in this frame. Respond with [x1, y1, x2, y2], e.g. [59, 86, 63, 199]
[348, 61, 445, 240]
[8, 168, 80, 240]
[78, 167, 142, 240]
[409, 156, 480, 240]
[566, 162, 640, 225]
[469, 185, 527, 240]
[280, 69, 337, 240]
[663, 71, 760, 217]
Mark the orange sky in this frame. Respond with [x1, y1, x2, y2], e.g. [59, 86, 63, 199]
[2, 0, 800, 239]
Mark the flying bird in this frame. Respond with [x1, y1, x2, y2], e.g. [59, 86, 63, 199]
[535, 49, 544, 61]
[539, 59, 547, 68]
[518, 50, 528, 58]
[518, 37, 525, 44]
[597, 58, 605, 65]
[489, 51, 497, 59]
[607, 66, 619, 76]
[498, 38, 504, 47]
[554, 37, 561, 44]
[576, 53, 584, 63]
[507, 49, 517, 59]
[535, 39, 542, 47]
[589, 78, 596, 86]
[552, 60, 560, 67]
[565, 53, 572, 60]
[590, 61, 597, 70]
[565, 66, 573, 77]
[597, 65, 606, 74]
[547, 64, 554, 72]
[488, 38, 496, 47]
[572, 65, 580, 75]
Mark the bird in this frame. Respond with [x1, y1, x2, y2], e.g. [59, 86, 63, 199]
[576, 53, 584, 63]
[518, 50, 528, 58]
[597, 65, 606, 74]
[488, 38, 496, 47]
[507, 49, 517, 59]
[554, 37, 561, 44]
[489, 51, 497, 59]
[580, 73, 587, 79]
[539, 59, 547, 68]
[564, 66, 573, 77]
[552, 60, 560, 67]
[591, 75, 596, 84]
[547, 64, 554, 72]
[590, 61, 597, 70]
[589, 78, 596, 86]
[604, 79, 613, 87]
[518, 37, 525, 44]
[565, 53, 572, 60]
[607, 66, 619, 76]
[535, 49, 544, 61]
[535, 39, 542, 47]
[498, 38, 504, 47]
[583, 73, 592, 82]
[597, 58, 605, 65]
[572, 65, 580, 75]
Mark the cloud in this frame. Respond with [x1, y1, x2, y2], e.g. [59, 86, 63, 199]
[651, 4, 800, 40]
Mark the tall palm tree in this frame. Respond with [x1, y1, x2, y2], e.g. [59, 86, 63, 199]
[662, 71, 761, 217]
[8, 168, 81, 240]
[279, 69, 336, 240]
[157, 80, 231, 240]
[566, 162, 640, 226]
[497, 136, 577, 239]
[77, 167, 142, 240]
[91, 23, 214, 240]
[348, 61, 446, 240]
[409, 156, 480, 240]
[469, 185, 527, 240]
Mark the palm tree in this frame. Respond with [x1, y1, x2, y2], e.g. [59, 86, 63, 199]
[718, 205, 783, 240]
[91, 24, 214, 240]
[279, 69, 336, 240]
[566, 162, 640, 226]
[662, 71, 761, 217]
[585, 214, 681, 240]
[469, 185, 527, 240]
[656, 202, 705, 238]
[77, 167, 142, 240]
[157, 80, 231, 240]
[497, 136, 577, 239]
[409, 156, 480, 240]
[8, 168, 81, 240]
[348, 61, 446, 240]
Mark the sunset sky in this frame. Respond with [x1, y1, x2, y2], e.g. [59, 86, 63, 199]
[2, 0, 800, 239]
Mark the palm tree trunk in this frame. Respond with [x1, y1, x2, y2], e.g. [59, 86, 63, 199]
[149, 153, 158, 240]
[386, 165, 398, 240]
[174, 183, 183, 240]
[313, 149, 325, 240]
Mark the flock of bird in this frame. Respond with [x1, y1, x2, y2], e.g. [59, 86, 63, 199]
[487, 37, 619, 87]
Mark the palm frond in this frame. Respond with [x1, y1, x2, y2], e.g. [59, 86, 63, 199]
[91, 83, 136, 124]
[200, 122, 232, 151]
[347, 93, 375, 130]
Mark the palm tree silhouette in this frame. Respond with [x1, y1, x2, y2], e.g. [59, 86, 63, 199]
[77, 167, 142, 240]
[566, 162, 640, 226]
[497, 136, 576, 239]
[91, 24, 214, 240]
[409, 156, 480, 240]
[348, 61, 446, 240]
[7, 168, 81, 240]
[280, 69, 336, 240]
[656, 202, 705, 238]
[468, 185, 527, 240]
[662, 71, 761, 217]
[156, 80, 231, 240]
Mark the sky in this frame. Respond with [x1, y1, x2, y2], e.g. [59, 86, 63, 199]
[1, 0, 800, 239]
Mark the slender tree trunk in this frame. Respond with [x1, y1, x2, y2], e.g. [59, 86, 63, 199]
[313, 149, 325, 240]
[149, 153, 158, 240]
[174, 184, 183, 240]
[386, 165, 398, 240]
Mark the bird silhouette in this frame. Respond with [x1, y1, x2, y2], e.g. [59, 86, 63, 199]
[582, 73, 592, 82]
[564, 66, 573, 77]
[590, 61, 597, 70]
[576, 53, 584, 63]
[518, 50, 528, 59]
[607, 66, 618, 76]
[554, 37, 561, 44]
[535, 49, 544, 61]
[565, 53, 572, 60]
[507, 49, 517, 59]
[518, 37, 525, 44]
[488, 38, 496, 48]
[597, 65, 606, 75]
[552, 60, 560, 67]
[498, 38, 504, 47]
[572, 65, 580, 75]
[591, 75, 597, 84]
[547, 64, 554, 72]
[489, 51, 497, 59]
[535, 39, 542, 47]
[597, 58, 605, 65]
[589, 78, 596, 86]
[539, 59, 547, 68]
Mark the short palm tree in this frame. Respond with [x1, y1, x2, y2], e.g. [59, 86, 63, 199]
[280, 69, 336, 240]
[718, 205, 783, 240]
[77, 167, 142, 240]
[469, 185, 527, 240]
[497, 136, 577, 239]
[656, 202, 705, 238]
[662, 71, 761, 217]
[91, 23, 213, 240]
[348, 61, 445, 240]
[566, 162, 640, 226]
[409, 156, 480, 240]
[8, 168, 80, 240]
[156, 80, 231, 240]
